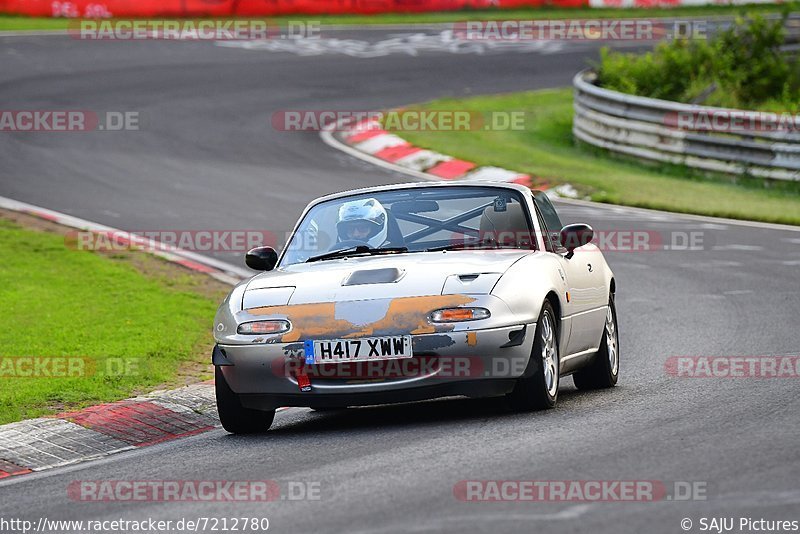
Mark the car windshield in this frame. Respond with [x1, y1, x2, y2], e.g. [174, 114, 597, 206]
[280, 186, 535, 267]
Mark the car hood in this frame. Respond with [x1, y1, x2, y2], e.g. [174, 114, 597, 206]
[241, 249, 533, 308]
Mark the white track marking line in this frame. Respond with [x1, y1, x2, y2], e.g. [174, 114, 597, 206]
[554, 197, 800, 232]
[0, 194, 250, 281]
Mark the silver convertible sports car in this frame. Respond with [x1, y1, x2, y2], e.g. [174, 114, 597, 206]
[213, 182, 618, 433]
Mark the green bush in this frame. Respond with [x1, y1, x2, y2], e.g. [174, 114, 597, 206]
[597, 11, 800, 111]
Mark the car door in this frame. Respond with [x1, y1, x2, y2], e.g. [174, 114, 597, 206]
[532, 192, 607, 357]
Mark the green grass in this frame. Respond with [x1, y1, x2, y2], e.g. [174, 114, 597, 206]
[0, 220, 220, 424]
[0, 4, 789, 31]
[388, 88, 800, 225]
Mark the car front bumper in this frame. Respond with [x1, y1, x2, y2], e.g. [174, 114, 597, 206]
[215, 323, 536, 410]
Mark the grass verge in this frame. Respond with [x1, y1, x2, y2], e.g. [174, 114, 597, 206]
[0, 210, 229, 424]
[388, 88, 800, 225]
[0, 5, 790, 31]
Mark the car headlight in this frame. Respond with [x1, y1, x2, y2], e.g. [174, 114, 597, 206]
[429, 307, 491, 323]
[237, 320, 291, 334]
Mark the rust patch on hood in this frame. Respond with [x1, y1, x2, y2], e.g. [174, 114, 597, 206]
[247, 295, 475, 341]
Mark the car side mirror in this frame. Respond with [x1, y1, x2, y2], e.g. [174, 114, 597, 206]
[245, 246, 278, 271]
[560, 223, 594, 256]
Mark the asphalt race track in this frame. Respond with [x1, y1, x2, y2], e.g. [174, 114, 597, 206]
[1, 28, 799, 533]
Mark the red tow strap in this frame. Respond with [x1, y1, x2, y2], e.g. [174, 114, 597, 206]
[295, 363, 312, 392]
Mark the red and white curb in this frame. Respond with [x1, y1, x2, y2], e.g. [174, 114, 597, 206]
[0, 196, 256, 480]
[0, 381, 291, 479]
[321, 116, 556, 189]
[0, 196, 299, 479]
[0, 384, 212, 479]
[0, 195, 251, 286]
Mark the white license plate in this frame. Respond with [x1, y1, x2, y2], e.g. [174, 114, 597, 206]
[304, 336, 413, 365]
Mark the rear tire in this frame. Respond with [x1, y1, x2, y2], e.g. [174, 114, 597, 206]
[215, 367, 275, 434]
[573, 294, 619, 390]
[505, 300, 559, 411]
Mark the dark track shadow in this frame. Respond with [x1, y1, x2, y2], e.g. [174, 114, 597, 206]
[220, 385, 602, 441]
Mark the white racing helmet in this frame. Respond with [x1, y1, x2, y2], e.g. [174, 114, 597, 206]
[336, 198, 388, 248]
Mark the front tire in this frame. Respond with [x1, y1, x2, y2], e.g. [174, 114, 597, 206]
[505, 300, 560, 411]
[573, 294, 619, 390]
[215, 367, 275, 434]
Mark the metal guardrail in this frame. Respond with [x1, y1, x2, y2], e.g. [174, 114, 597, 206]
[572, 70, 800, 181]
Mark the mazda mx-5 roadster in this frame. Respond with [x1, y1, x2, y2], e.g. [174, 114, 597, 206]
[212, 181, 618, 433]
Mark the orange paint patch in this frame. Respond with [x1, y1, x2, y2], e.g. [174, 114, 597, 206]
[466, 332, 477, 346]
[247, 295, 476, 341]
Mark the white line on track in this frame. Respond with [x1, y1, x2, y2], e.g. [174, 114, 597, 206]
[0, 194, 250, 283]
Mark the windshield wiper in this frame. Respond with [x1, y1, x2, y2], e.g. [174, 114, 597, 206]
[306, 246, 408, 263]
[424, 243, 476, 252]
[425, 239, 503, 252]
[425, 240, 531, 253]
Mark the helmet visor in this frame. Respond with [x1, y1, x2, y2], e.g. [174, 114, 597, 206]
[337, 219, 380, 241]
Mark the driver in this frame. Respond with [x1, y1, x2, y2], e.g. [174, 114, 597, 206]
[336, 198, 388, 248]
